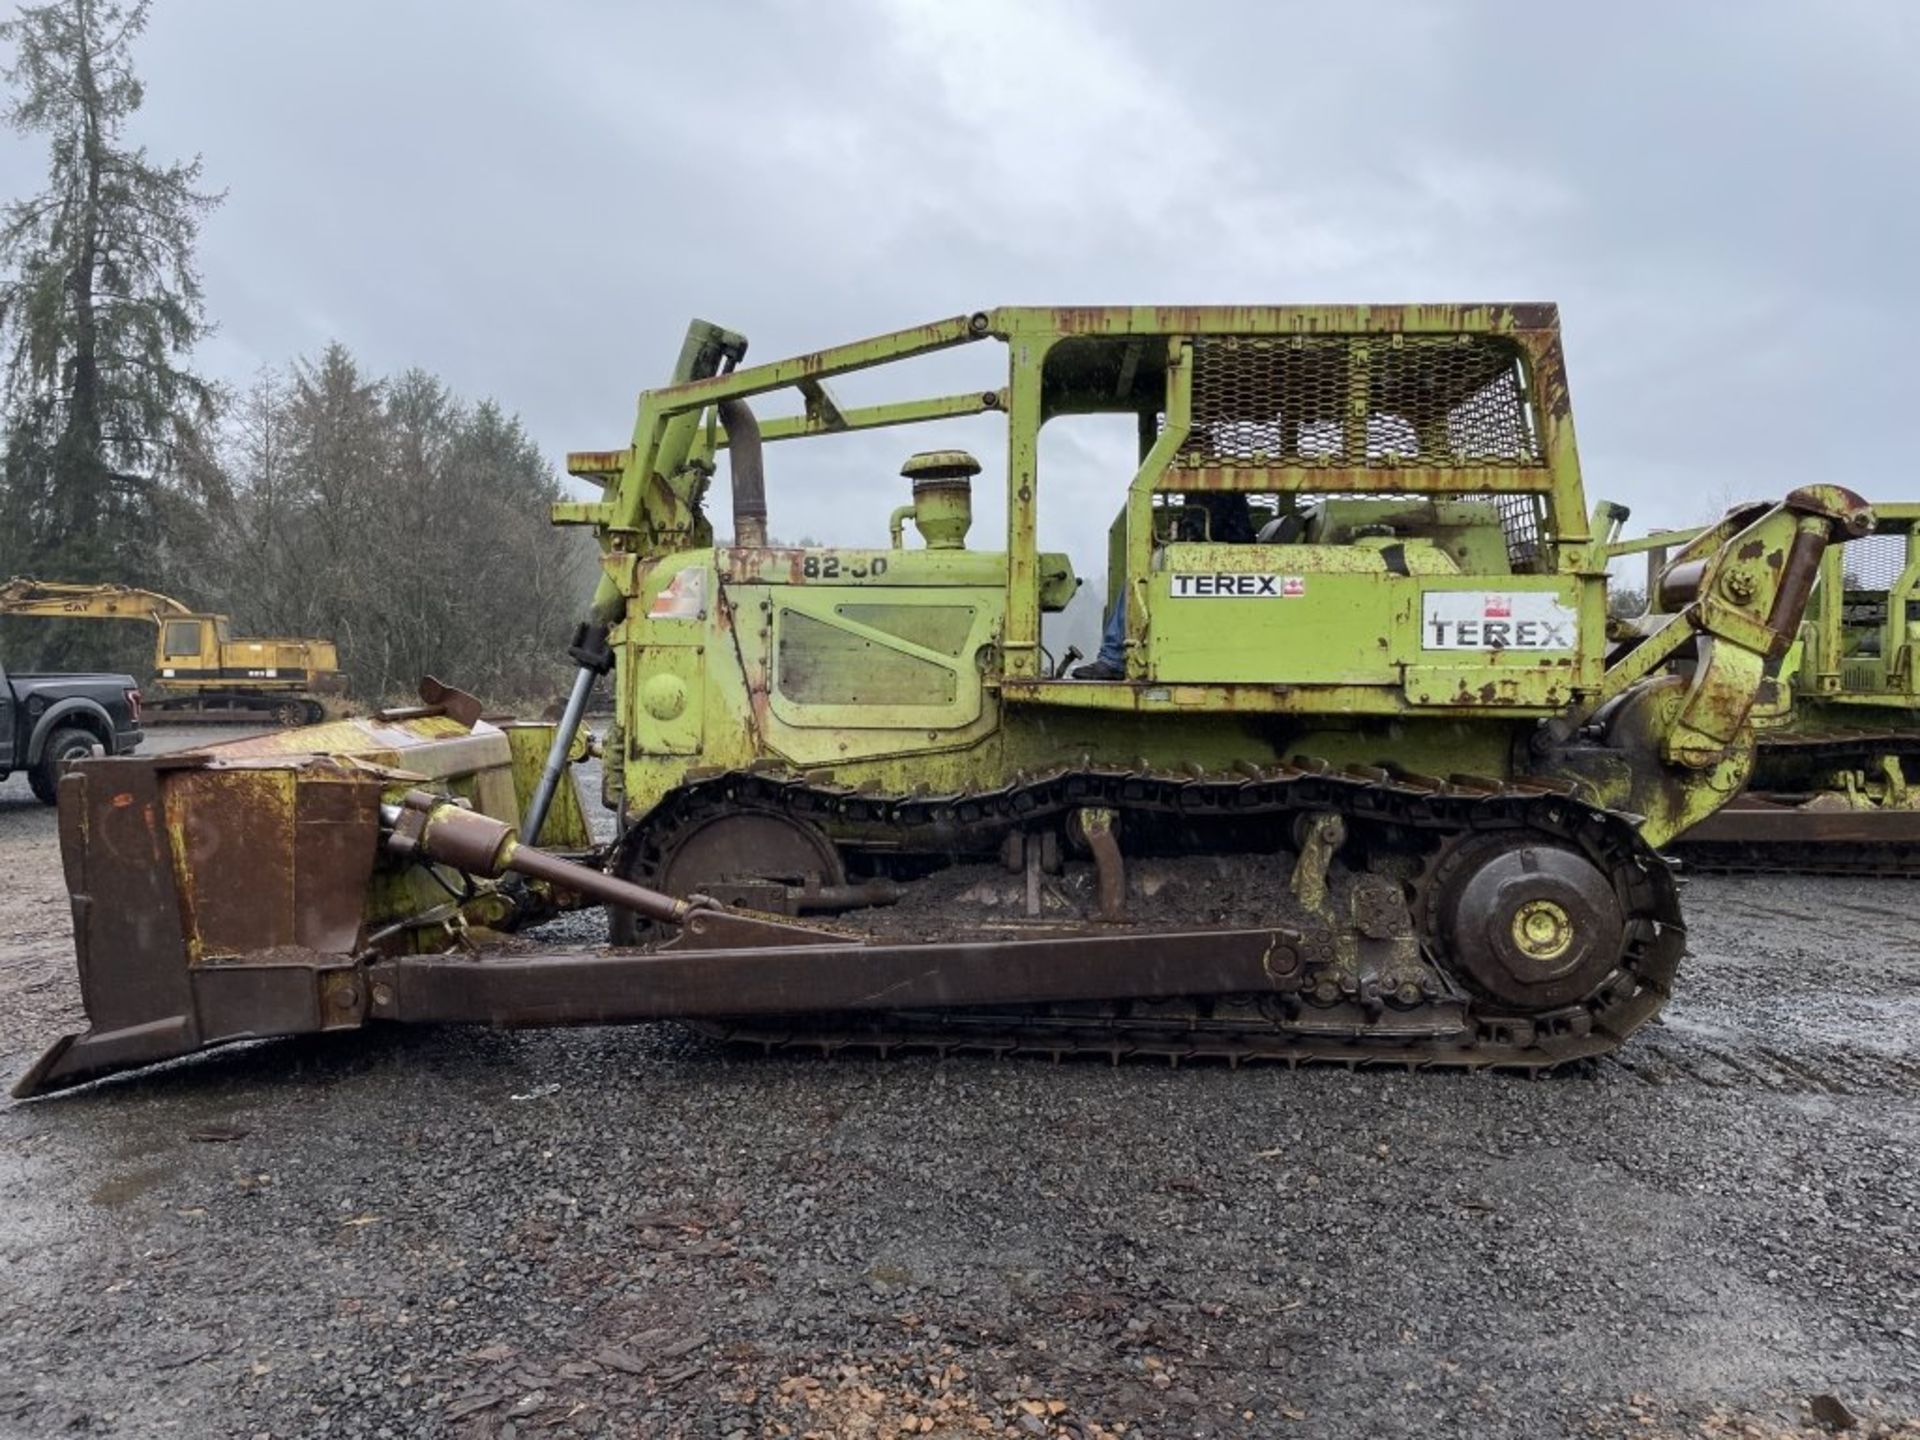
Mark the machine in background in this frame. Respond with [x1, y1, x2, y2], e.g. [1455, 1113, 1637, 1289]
[0, 578, 345, 725]
[1610, 506, 1920, 872]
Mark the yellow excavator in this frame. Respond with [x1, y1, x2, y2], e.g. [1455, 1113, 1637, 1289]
[0, 578, 346, 725]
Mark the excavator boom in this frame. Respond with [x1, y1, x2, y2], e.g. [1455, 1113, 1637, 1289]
[0, 577, 193, 619]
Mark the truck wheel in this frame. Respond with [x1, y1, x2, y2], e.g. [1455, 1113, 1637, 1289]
[28, 727, 98, 805]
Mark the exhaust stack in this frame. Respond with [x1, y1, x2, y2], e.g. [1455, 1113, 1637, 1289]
[719, 399, 768, 549]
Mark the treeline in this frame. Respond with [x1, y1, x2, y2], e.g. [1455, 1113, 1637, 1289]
[166, 350, 593, 703]
[0, 337, 595, 705]
[0, 0, 591, 705]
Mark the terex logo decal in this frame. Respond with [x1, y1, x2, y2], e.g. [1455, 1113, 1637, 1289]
[1169, 573, 1305, 599]
[1421, 592, 1577, 651]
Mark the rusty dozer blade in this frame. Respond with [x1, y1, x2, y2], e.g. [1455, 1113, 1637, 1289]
[14, 751, 1308, 1097]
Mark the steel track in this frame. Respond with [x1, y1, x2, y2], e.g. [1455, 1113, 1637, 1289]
[625, 760, 1686, 1072]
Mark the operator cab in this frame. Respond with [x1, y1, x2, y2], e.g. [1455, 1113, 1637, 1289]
[1047, 325, 1579, 699]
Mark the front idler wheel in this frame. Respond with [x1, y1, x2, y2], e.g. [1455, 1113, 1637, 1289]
[611, 807, 845, 946]
[1433, 835, 1624, 1011]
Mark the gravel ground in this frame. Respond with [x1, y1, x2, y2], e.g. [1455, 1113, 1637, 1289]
[0, 728, 1916, 1439]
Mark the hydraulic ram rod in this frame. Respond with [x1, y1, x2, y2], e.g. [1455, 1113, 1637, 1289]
[522, 621, 614, 846]
[523, 666, 594, 846]
[384, 790, 705, 925]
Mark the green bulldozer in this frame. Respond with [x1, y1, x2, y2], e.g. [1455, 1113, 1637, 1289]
[16, 305, 1871, 1097]
[1610, 504, 1920, 871]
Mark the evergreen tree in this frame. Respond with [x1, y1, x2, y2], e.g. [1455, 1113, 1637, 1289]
[0, 0, 221, 626]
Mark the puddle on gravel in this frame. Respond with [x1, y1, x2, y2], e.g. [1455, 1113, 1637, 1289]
[111, 1128, 187, 1162]
[89, 1162, 179, 1208]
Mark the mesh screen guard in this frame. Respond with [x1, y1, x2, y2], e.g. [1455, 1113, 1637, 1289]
[1180, 334, 1543, 468]
[1166, 334, 1551, 571]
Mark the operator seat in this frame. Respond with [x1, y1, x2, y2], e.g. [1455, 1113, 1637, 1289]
[1255, 512, 1307, 545]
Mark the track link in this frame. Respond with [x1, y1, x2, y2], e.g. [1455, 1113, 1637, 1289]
[624, 759, 1686, 1072]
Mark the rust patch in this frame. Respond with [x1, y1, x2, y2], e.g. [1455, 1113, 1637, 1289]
[1535, 335, 1574, 421]
[1737, 539, 1766, 561]
[1168, 463, 1550, 493]
[1506, 302, 1560, 331]
[1038, 304, 1562, 341]
[565, 449, 627, 481]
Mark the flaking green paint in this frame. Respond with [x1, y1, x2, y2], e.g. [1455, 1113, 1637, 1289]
[560, 306, 1861, 849]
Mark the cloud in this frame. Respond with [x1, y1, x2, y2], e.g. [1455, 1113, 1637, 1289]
[0, 0, 1910, 571]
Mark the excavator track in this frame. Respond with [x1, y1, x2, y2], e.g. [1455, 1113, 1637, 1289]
[1672, 732, 1920, 876]
[623, 759, 1686, 1072]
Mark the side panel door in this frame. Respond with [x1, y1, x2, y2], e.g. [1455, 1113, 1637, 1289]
[627, 644, 706, 756]
[767, 590, 988, 731]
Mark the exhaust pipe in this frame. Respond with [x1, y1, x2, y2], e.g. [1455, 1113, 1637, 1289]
[719, 398, 767, 549]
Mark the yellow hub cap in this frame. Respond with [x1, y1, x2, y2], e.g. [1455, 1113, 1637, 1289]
[1511, 899, 1574, 962]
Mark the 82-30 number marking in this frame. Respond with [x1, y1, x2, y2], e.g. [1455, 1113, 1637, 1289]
[801, 555, 888, 581]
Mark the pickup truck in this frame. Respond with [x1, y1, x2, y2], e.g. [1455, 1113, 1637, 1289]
[0, 659, 144, 804]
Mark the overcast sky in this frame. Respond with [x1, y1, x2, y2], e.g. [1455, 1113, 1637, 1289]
[2, 0, 1913, 586]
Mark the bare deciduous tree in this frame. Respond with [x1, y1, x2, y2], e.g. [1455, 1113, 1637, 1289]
[198, 343, 594, 706]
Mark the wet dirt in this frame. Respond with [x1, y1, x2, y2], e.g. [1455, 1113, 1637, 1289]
[0, 735, 1915, 1437]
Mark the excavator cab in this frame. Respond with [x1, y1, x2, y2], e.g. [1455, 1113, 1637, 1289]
[158, 616, 217, 678]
